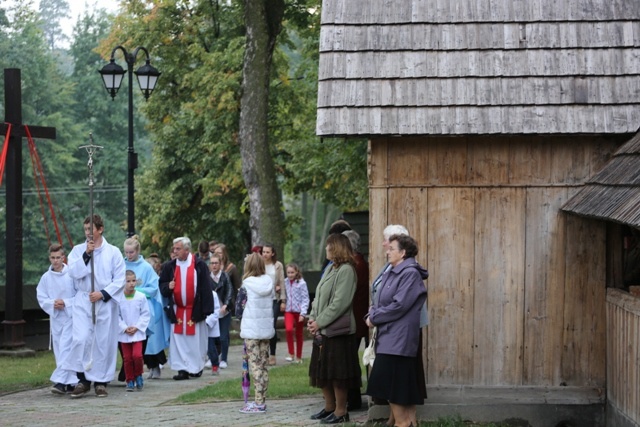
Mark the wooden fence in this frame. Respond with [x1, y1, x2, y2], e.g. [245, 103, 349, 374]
[606, 288, 640, 425]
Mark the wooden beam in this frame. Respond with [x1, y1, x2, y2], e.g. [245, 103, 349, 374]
[0, 123, 56, 140]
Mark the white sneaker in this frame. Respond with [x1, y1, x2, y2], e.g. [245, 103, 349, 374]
[148, 367, 161, 379]
[219, 361, 228, 369]
[285, 356, 294, 362]
[239, 402, 267, 414]
[204, 359, 212, 368]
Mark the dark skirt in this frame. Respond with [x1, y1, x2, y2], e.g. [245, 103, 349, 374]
[366, 353, 425, 406]
[309, 334, 362, 390]
[142, 339, 167, 369]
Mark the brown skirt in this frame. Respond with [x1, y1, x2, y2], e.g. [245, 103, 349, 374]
[309, 333, 362, 390]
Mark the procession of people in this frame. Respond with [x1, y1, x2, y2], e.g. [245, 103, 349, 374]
[36, 216, 428, 424]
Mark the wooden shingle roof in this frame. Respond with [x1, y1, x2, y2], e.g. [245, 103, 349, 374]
[563, 129, 640, 227]
[316, 0, 640, 136]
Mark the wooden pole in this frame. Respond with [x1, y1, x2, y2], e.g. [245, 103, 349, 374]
[1, 69, 56, 350]
[2, 69, 26, 349]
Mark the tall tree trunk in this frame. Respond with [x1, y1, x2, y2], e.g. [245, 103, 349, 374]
[239, 0, 286, 253]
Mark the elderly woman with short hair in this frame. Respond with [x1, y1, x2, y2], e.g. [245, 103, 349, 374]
[366, 234, 428, 427]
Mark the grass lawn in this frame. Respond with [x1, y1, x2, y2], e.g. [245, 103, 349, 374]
[0, 351, 56, 394]
[177, 358, 319, 403]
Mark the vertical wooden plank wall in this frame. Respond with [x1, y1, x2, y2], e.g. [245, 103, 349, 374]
[523, 188, 567, 385]
[369, 135, 618, 387]
[473, 187, 526, 385]
[562, 215, 607, 386]
[427, 187, 475, 383]
[606, 289, 640, 425]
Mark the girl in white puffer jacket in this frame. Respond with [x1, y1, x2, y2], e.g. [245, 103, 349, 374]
[238, 253, 274, 414]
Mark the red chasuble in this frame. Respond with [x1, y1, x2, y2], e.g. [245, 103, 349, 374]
[173, 255, 196, 335]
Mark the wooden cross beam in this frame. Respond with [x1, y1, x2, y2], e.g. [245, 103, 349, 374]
[1, 68, 56, 350]
[0, 123, 56, 139]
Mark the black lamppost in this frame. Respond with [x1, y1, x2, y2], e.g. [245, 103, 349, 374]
[98, 46, 160, 237]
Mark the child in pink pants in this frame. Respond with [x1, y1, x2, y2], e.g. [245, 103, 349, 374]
[283, 264, 309, 363]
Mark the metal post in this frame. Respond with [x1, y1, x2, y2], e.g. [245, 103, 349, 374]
[126, 53, 136, 238]
[99, 46, 156, 238]
[80, 137, 102, 324]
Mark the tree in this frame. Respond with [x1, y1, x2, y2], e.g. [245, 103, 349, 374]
[69, 8, 150, 238]
[98, 0, 251, 260]
[0, 0, 87, 283]
[38, 0, 70, 50]
[96, 0, 368, 265]
[239, 0, 286, 254]
[0, 2, 146, 284]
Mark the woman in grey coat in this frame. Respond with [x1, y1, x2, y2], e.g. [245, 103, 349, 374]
[366, 234, 428, 427]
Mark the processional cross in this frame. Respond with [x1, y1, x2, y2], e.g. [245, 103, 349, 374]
[0, 69, 56, 350]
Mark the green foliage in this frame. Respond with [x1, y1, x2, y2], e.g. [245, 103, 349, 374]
[68, 8, 147, 237]
[0, 0, 87, 283]
[0, 0, 369, 282]
[284, 193, 341, 270]
[273, 6, 368, 212]
[99, 0, 250, 259]
[101, 0, 367, 262]
[0, 3, 144, 283]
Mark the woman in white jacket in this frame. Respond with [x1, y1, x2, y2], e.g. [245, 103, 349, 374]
[239, 253, 275, 414]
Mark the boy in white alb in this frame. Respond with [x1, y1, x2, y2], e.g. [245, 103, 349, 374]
[36, 244, 77, 395]
[118, 270, 150, 391]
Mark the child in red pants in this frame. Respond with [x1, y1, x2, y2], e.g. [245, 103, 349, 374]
[283, 264, 309, 363]
[118, 270, 150, 391]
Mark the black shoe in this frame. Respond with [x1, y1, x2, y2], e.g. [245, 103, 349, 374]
[320, 413, 350, 424]
[50, 383, 65, 395]
[65, 384, 75, 393]
[173, 370, 190, 380]
[189, 370, 203, 378]
[310, 408, 333, 420]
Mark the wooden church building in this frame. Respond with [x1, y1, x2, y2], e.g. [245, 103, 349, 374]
[316, 1, 640, 425]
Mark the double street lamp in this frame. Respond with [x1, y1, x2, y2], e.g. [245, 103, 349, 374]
[98, 46, 160, 237]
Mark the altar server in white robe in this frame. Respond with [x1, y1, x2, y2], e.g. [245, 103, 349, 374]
[62, 214, 125, 398]
[36, 243, 78, 394]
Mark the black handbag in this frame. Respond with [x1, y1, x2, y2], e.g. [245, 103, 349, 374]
[324, 313, 351, 337]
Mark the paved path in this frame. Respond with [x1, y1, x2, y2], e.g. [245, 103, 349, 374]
[0, 340, 371, 427]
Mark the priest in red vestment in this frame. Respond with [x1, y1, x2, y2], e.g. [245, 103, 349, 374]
[159, 237, 214, 380]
